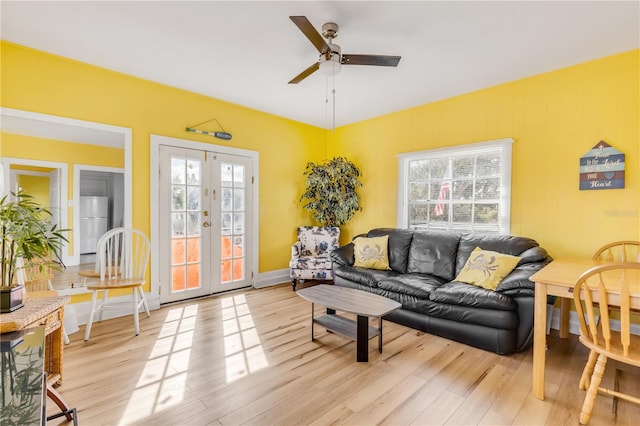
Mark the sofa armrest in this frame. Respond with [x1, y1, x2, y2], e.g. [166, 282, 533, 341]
[330, 243, 355, 266]
[496, 261, 550, 295]
[291, 241, 301, 259]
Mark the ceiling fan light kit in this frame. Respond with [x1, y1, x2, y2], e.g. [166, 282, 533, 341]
[288, 16, 401, 84]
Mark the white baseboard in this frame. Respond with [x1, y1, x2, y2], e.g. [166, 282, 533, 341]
[548, 306, 640, 336]
[68, 292, 160, 328]
[66, 271, 288, 331]
[254, 268, 289, 288]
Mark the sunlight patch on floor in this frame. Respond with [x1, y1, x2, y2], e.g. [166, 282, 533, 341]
[119, 305, 198, 424]
[222, 294, 269, 383]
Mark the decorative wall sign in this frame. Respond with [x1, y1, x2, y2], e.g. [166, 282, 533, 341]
[579, 141, 625, 190]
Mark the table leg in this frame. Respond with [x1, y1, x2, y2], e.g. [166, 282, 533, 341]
[310, 302, 315, 341]
[378, 317, 383, 353]
[356, 315, 368, 362]
[533, 282, 547, 400]
[47, 384, 74, 421]
[559, 298, 570, 338]
[51, 312, 64, 385]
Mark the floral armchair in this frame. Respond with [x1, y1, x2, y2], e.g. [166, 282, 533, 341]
[289, 226, 340, 290]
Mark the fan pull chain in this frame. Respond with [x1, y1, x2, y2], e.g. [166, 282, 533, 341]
[332, 71, 336, 131]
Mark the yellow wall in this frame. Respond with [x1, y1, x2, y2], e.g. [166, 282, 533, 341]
[15, 173, 50, 210]
[1, 40, 638, 275]
[0, 42, 326, 274]
[2, 134, 125, 255]
[330, 50, 639, 258]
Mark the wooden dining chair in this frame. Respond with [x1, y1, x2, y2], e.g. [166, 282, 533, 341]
[593, 241, 640, 263]
[573, 262, 640, 425]
[16, 257, 72, 344]
[83, 227, 151, 342]
[589, 241, 640, 416]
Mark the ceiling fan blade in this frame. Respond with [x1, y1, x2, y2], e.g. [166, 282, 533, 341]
[290, 16, 330, 54]
[342, 54, 401, 67]
[288, 62, 320, 84]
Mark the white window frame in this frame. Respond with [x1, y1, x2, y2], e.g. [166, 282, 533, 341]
[397, 138, 514, 234]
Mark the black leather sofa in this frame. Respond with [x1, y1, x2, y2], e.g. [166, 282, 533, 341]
[330, 228, 552, 354]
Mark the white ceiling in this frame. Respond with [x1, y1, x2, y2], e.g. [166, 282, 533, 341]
[1, 1, 638, 129]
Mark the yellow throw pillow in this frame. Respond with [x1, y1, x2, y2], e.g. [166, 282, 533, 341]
[455, 247, 520, 290]
[353, 235, 391, 270]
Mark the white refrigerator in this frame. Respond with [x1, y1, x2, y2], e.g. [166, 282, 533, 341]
[80, 196, 109, 254]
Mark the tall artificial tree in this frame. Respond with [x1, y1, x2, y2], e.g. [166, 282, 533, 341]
[300, 157, 362, 227]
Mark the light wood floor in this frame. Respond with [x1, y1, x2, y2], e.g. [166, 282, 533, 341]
[47, 283, 639, 425]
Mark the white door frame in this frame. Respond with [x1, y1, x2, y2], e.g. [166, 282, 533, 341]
[0, 107, 133, 267]
[2, 157, 71, 267]
[150, 134, 259, 302]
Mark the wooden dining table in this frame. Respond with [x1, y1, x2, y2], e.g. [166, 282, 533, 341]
[529, 258, 640, 400]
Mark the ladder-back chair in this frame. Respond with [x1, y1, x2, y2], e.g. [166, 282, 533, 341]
[83, 227, 151, 341]
[573, 262, 640, 425]
[593, 241, 640, 263]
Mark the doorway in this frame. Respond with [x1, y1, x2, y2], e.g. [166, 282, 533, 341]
[153, 137, 258, 304]
[75, 168, 125, 264]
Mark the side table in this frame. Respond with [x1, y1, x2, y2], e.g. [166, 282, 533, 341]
[0, 294, 76, 422]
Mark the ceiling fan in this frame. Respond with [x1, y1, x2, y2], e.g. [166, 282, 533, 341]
[288, 16, 401, 84]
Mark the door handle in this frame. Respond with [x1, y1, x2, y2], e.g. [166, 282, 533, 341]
[203, 221, 211, 228]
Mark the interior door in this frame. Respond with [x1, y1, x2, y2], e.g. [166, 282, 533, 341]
[159, 145, 253, 303]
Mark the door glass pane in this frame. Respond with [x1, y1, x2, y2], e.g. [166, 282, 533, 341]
[220, 162, 245, 284]
[222, 187, 233, 211]
[170, 156, 202, 293]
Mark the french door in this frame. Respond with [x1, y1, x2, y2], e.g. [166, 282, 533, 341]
[159, 145, 253, 303]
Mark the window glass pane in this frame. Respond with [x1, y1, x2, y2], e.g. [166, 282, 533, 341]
[221, 163, 233, 186]
[187, 212, 200, 236]
[222, 187, 233, 211]
[452, 180, 473, 200]
[233, 258, 244, 281]
[234, 189, 245, 211]
[172, 213, 185, 236]
[409, 182, 429, 201]
[475, 178, 500, 200]
[172, 186, 185, 210]
[171, 238, 185, 263]
[171, 158, 185, 184]
[453, 156, 474, 178]
[409, 160, 429, 181]
[474, 204, 499, 224]
[187, 186, 200, 210]
[431, 204, 449, 222]
[233, 165, 245, 187]
[233, 212, 244, 234]
[476, 153, 500, 177]
[452, 204, 472, 223]
[222, 213, 232, 235]
[186, 160, 200, 184]
[409, 204, 429, 226]
[233, 235, 244, 255]
[431, 159, 448, 177]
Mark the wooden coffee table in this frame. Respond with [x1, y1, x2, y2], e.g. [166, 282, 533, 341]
[297, 284, 401, 362]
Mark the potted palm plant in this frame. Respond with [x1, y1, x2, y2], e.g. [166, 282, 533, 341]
[0, 190, 68, 312]
[300, 156, 362, 227]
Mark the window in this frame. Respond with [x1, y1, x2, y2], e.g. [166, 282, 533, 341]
[397, 138, 513, 234]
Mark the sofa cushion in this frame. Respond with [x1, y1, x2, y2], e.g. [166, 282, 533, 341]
[332, 265, 400, 288]
[406, 230, 460, 281]
[455, 247, 521, 290]
[377, 273, 445, 299]
[455, 233, 541, 275]
[430, 281, 517, 311]
[353, 235, 391, 270]
[367, 228, 414, 273]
